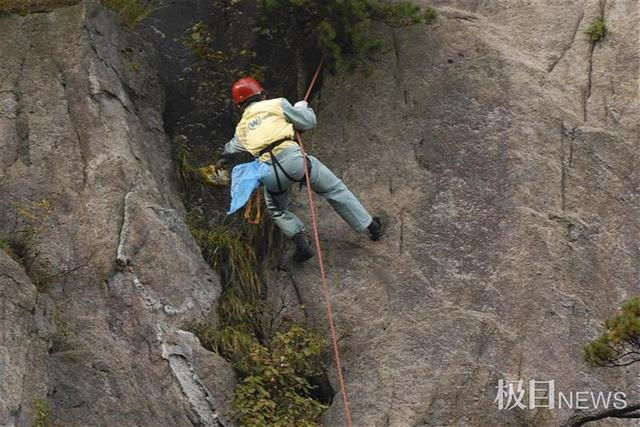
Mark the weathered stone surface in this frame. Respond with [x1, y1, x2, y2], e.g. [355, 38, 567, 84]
[281, 1, 640, 425]
[2, 0, 639, 425]
[0, 2, 234, 426]
[0, 252, 52, 426]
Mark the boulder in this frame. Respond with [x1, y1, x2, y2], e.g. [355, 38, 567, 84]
[0, 2, 235, 425]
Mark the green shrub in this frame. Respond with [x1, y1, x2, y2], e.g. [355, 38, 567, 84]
[171, 143, 204, 193]
[257, 0, 436, 68]
[187, 213, 264, 363]
[584, 297, 640, 366]
[232, 326, 327, 427]
[186, 212, 329, 422]
[188, 216, 262, 299]
[102, 0, 152, 28]
[32, 399, 52, 427]
[185, 22, 220, 61]
[585, 18, 606, 42]
[183, 21, 266, 102]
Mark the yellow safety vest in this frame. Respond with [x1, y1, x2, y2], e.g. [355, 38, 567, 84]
[235, 98, 298, 162]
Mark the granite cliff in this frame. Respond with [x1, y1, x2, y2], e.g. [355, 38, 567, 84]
[1, 0, 639, 426]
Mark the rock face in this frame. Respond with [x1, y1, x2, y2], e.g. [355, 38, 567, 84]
[0, 2, 234, 426]
[1, 0, 639, 426]
[284, 0, 639, 425]
[0, 252, 52, 427]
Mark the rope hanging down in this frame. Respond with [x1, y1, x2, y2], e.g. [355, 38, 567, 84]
[297, 59, 354, 427]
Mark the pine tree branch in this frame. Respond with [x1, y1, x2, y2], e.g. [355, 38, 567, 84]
[561, 402, 640, 426]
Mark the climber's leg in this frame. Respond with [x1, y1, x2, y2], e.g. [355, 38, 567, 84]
[262, 162, 313, 262]
[262, 186, 305, 238]
[307, 155, 373, 234]
[260, 149, 308, 239]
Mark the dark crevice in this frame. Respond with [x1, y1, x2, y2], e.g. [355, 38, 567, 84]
[391, 29, 408, 107]
[583, 41, 595, 122]
[391, 29, 400, 66]
[583, 0, 607, 122]
[560, 122, 577, 213]
[599, 0, 608, 18]
[307, 371, 334, 407]
[569, 132, 574, 168]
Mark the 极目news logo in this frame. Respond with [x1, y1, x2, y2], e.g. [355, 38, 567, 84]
[494, 379, 627, 410]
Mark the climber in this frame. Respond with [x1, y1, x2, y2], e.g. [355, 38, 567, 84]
[217, 77, 385, 262]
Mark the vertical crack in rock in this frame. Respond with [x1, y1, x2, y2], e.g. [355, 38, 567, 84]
[56, 62, 90, 187]
[561, 131, 567, 212]
[560, 122, 577, 213]
[286, 271, 310, 320]
[3, 89, 19, 169]
[392, 29, 401, 66]
[584, 0, 607, 122]
[161, 332, 226, 427]
[547, 10, 584, 74]
[391, 29, 408, 107]
[569, 130, 575, 168]
[399, 210, 405, 255]
[383, 390, 397, 426]
[584, 43, 595, 122]
[15, 55, 30, 166]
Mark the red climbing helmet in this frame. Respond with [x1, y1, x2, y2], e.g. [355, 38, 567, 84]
[231, 77, 264, 105]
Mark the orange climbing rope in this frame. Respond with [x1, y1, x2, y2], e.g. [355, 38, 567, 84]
[297, 58, 354, 427]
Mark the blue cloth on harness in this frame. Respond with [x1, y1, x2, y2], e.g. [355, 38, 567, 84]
[227, 160, 271, 215]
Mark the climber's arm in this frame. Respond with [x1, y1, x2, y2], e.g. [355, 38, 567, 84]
[218, 134, 246, 167]
[282, 99, 316, 131]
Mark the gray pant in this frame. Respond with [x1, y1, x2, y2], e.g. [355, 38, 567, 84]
[261, 147, 372, 238]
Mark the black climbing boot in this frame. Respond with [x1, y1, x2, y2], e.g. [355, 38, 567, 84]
[368, 214, 387, 241]
[292, 231, 314, 263]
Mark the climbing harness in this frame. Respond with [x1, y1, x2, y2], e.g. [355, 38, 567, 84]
[298, 58, 354, 427]
[258, 137, 312, 196]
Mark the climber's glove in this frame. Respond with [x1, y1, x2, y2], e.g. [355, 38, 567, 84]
[215, 158, 228, 169]
[294, 100, 308, 109]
